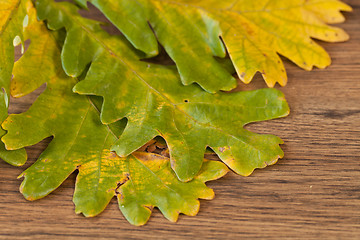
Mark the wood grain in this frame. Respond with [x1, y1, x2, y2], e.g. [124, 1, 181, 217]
[1, 1, 359, 239]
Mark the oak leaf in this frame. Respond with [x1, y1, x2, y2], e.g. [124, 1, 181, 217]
[0, 0, 28, 166]
[2, 7, 228, 226]
[74, 0, 352, 92]
[36, 0, 290, 182]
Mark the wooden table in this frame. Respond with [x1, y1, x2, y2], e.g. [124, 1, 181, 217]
[1, 1, 359, 239]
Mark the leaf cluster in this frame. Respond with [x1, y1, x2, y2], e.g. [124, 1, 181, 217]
[0, 0, 350, 225]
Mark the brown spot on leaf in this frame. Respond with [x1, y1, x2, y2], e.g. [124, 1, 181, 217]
[115, 173, 131, 195]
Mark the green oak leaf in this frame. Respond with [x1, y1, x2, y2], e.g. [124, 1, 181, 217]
[0, 0, 29, 166]
[36, 0, 290, 182]
[74, 0, 351, 92]
[2, 10, 228, 226]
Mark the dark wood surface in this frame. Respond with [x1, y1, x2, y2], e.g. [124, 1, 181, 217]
[1, 1, 359, 239]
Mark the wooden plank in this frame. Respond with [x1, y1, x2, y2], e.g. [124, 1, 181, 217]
[1, 0, 359, 239]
